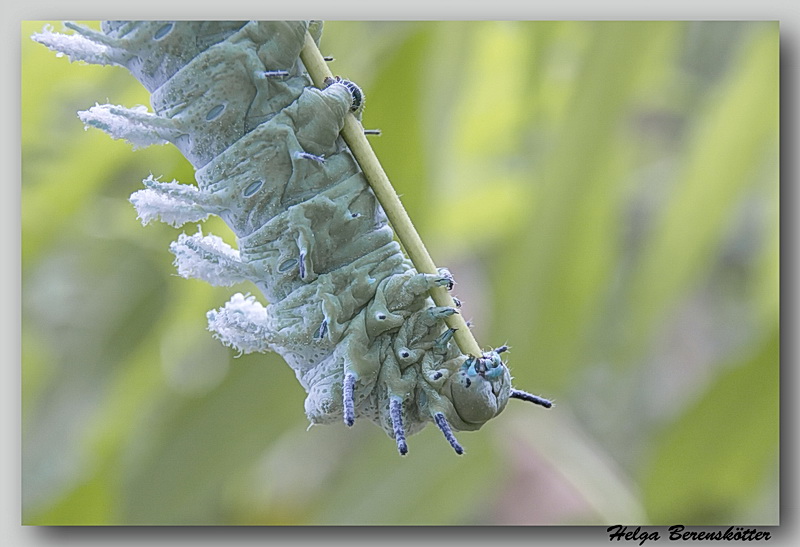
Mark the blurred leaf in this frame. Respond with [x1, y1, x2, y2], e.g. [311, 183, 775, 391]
[117, 351, 298, 524]
[22, 236, 169, 518]
[361, 24, 435, 231]
[425, 22, 540, 256]
[26, 460, 115, 525]
[621, 24, 778, 360]
[299, 425, 497, 525]
[497, 22, 674, 390]
[640, 327, 779, 524]
[498, 409, 648, 525]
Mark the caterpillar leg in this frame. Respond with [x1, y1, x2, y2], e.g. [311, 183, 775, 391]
[392, 306, 458, 369]
[408, 306, 458, 348]
[377, 342, 418, 453]
[423, 306, 458, 321]
[437, 268, 455, 291]
[383, 270, 456, 312]
[304, 367, 345, 427]
[434, 327, 457, 352]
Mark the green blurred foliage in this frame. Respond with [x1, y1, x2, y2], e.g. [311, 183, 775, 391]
[21, 21, 778, 525]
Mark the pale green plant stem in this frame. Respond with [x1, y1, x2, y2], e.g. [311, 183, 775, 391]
[300, 32, 483, 358]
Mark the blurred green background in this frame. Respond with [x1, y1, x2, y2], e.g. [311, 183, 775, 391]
[21, 21, 778, 525]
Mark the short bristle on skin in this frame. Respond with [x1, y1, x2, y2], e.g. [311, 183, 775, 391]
[390, 398, 408, 455]
[434, 412, 464, 455]
[510, 389, 553, 408]
[343, 373, 356, 426]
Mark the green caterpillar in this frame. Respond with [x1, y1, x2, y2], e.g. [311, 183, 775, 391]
[33, 20, 551, 455]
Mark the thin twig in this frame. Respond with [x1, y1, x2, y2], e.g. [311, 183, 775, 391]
[299, 32, 483, 358]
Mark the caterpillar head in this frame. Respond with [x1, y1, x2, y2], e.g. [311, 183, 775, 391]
[440, 348, 513, 429]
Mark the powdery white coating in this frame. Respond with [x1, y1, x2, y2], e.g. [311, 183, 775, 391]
[207, 293, 271, 354]
[32, 25, 120, 65]
[79, 104, 171, 148]
[170, 231, 253, 287]
[131, 185, 210, 228]
[131, 175, 231, 227]
[34, 20, 546, 455]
